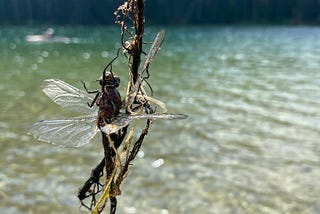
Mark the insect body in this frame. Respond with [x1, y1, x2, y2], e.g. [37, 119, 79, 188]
[84, 71, 122, 127]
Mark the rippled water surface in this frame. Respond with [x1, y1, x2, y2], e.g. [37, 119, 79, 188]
[1, 26, 320, 213]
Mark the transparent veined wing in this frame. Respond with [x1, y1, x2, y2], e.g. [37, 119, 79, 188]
[28, 115, 99, 148]
[42, 79, 98, 114]
[142, 30, 165, 72]
[128, 113, 187, 120]
[100, 113, 187, 135]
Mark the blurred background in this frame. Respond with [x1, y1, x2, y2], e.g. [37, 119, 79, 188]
[1, 0, 320, 25]
[1, 1, 320, 214]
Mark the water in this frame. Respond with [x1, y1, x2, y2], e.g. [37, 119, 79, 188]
[1, 26, 320, 213]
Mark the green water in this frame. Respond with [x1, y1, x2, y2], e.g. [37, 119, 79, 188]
[1, 26, 320, 213]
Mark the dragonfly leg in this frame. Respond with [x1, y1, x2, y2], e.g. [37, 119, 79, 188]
[81, 80, 99, 94]
[81, 80, 100, 107]
[87, 92, 100, 108]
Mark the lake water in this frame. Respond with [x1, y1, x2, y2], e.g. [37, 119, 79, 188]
[1, 26, 320, 214]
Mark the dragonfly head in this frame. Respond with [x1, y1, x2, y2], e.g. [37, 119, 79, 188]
[99, 71, 120, 88]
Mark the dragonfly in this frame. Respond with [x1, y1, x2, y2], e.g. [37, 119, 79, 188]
[28, 77, 187, 148]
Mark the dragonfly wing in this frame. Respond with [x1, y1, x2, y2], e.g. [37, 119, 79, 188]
[142, 30, 165, 72]
[28, 115, 99, 148]
[100, 113, 187, 135]
[100, 116, 132, 135]
[42, 79, 98, 114]
[128, 113, 188, 120]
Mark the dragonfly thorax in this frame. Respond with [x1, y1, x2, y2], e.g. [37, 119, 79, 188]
[97, 89, 122, 125]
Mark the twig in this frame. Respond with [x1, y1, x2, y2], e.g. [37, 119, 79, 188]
[131, 0, 144, 84]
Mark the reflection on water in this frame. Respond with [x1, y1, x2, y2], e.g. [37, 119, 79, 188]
[1, 26, 320, 213]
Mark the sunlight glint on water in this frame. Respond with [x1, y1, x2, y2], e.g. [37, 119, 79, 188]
[0, 26, 320, 213]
